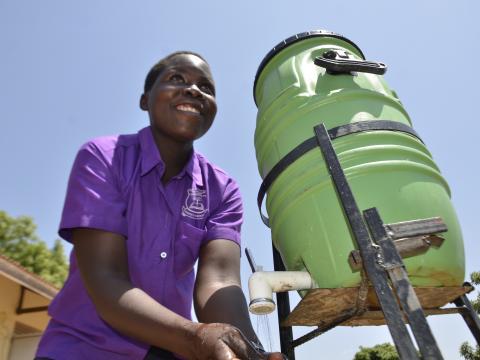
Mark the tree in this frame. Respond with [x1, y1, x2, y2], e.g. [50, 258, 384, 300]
[460, 271, 480, 360]
[0, 210, 68, 288]
[354, 343, 399, 360]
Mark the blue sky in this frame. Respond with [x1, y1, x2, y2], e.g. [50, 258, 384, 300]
[1, 0, 479, 358]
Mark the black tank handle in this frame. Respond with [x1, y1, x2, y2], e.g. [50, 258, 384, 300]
[314, 50, 387, 75]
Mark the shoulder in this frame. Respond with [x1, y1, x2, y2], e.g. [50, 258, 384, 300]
[194, 153, 243, 241]
[195, 152, 240, 190]
[194, 152, 242, 208]
[80, 132, 139, 155]
[78, 132, 140, 166]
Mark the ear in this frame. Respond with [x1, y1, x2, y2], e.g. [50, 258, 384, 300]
[139, 94, 149, 111]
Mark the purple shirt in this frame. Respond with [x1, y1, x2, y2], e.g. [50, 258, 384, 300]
[37, 126, 243, 360]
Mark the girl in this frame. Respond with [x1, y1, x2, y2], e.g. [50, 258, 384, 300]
[35, 52, 285, 360]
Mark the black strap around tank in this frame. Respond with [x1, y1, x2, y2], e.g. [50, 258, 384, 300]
[257, 120, 423, 227]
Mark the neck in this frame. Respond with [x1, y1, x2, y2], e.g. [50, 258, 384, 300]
[150, 127, 193, 184]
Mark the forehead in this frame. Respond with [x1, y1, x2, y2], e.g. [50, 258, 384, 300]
[164, 54, 213, 81]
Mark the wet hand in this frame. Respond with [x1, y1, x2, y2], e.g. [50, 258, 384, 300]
[192, 323, 287, 360]
[265, 353, 288, 360]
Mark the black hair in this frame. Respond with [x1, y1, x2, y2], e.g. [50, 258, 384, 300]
[143, 51, 209, 93]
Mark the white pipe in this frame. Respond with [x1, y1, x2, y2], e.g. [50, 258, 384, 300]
[248, 271, 316, 315]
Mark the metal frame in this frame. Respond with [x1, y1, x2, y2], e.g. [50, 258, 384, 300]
[454, 294, 480, 344]
[272, 246, 296, 360]
[271, 123, 480, 359]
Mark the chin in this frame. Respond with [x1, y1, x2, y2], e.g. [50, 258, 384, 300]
[173, 130, 204, 143]
[177, 124, 209, 141]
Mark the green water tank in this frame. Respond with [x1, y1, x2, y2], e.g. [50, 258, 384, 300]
[254, 30, 464, 288]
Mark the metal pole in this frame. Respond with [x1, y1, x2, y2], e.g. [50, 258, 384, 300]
[313, 123, 420, 360]
[272, 245, 295, 360]
[454, 294, 480, 345]
[364, 207, 444, 360]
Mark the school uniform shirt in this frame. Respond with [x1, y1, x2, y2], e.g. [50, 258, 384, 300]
[36, 126, 243, 360]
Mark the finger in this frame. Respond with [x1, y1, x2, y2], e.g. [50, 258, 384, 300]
[266, 353, 288, 360]
[221, 331, 263, 360]
[214, 340, 240, 360]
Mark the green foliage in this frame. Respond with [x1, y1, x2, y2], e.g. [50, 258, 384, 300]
[0, 210, 68, 288]
[470, 271, 480, 313]
[459, 271, 480, 360]
[354, 343, 399, 360]
[460, 342, 480, 360]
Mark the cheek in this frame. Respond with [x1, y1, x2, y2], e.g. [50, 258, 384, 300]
[208, 100, 217, 119]
[151, 94, 168, 110]
[148, 87, 171, 110]
[205, 106, 216, 130]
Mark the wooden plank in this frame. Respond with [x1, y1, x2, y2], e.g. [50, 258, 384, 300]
[283, 285, 472, 327]
[349, 235, 445, 271]
[385, 217, 447, 239]
[343, 308, 465, 327]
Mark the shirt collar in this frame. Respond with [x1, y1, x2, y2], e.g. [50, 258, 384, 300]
[138, 126, 203, 186]
[188, 152, 203, 186]
[139, 126, 163, 176]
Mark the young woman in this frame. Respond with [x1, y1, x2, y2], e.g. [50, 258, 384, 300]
[35, 52, 285, 360]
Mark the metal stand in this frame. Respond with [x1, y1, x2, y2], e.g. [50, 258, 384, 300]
[454, 294, 480, 345]
[272, 123, 480, 359]
[273, 245, 296, 360]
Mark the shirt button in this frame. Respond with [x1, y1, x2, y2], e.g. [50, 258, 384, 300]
[160, 252, 168, 259]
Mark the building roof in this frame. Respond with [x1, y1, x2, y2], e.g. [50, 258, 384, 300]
[0, 253, 59, 299]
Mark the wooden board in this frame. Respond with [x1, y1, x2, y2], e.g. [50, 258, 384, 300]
[283, 285, 473, 327]
[343, 308, 466, 326]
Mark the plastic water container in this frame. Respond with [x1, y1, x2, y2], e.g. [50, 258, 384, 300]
[254, 30, 464, 288]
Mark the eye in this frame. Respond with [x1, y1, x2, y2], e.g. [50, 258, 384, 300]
[169, 74, 185, 83]
[200, 83, 215, 95]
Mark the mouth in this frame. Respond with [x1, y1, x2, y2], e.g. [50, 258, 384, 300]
[175, 103, 201, 114]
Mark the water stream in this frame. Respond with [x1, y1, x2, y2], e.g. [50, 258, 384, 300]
[255, 314, 273, 352]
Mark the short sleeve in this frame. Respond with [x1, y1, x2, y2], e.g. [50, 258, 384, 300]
[204, 178, 243, 246]
[59, 140, 127, 241]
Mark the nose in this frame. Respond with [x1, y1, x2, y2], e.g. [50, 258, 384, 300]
[184, 84, 203, 98]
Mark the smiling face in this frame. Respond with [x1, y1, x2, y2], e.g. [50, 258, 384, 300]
[140, 54, 217, 145]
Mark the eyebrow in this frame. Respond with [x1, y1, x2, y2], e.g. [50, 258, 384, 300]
[165, 67, 214, 84]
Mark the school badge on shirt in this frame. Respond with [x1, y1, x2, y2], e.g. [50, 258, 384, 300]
[182, 188, 208, 219]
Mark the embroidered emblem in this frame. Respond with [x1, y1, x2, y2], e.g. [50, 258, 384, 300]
[182, 189, 208, 219]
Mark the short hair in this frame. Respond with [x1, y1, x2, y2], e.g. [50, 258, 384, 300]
[143, 51, 209, 93]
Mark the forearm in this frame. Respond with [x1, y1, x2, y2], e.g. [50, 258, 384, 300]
[87, 276, 199, 359]
[194, 281, 259, 344]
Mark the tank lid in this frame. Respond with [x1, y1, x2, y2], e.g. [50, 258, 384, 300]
[253, 30, 365, 105]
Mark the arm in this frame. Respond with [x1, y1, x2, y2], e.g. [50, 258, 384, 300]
[193, 240, 287, 360]
[191, 178, 285, 359]
[194, 239, 258, 343]
[194, 239, 293, 360]
[73, 228, 267, 360]
[72, 228, 200, 359]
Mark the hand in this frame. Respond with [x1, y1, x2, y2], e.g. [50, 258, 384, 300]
[264, 352, 288, 360]
[192, 323, 287, 360]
